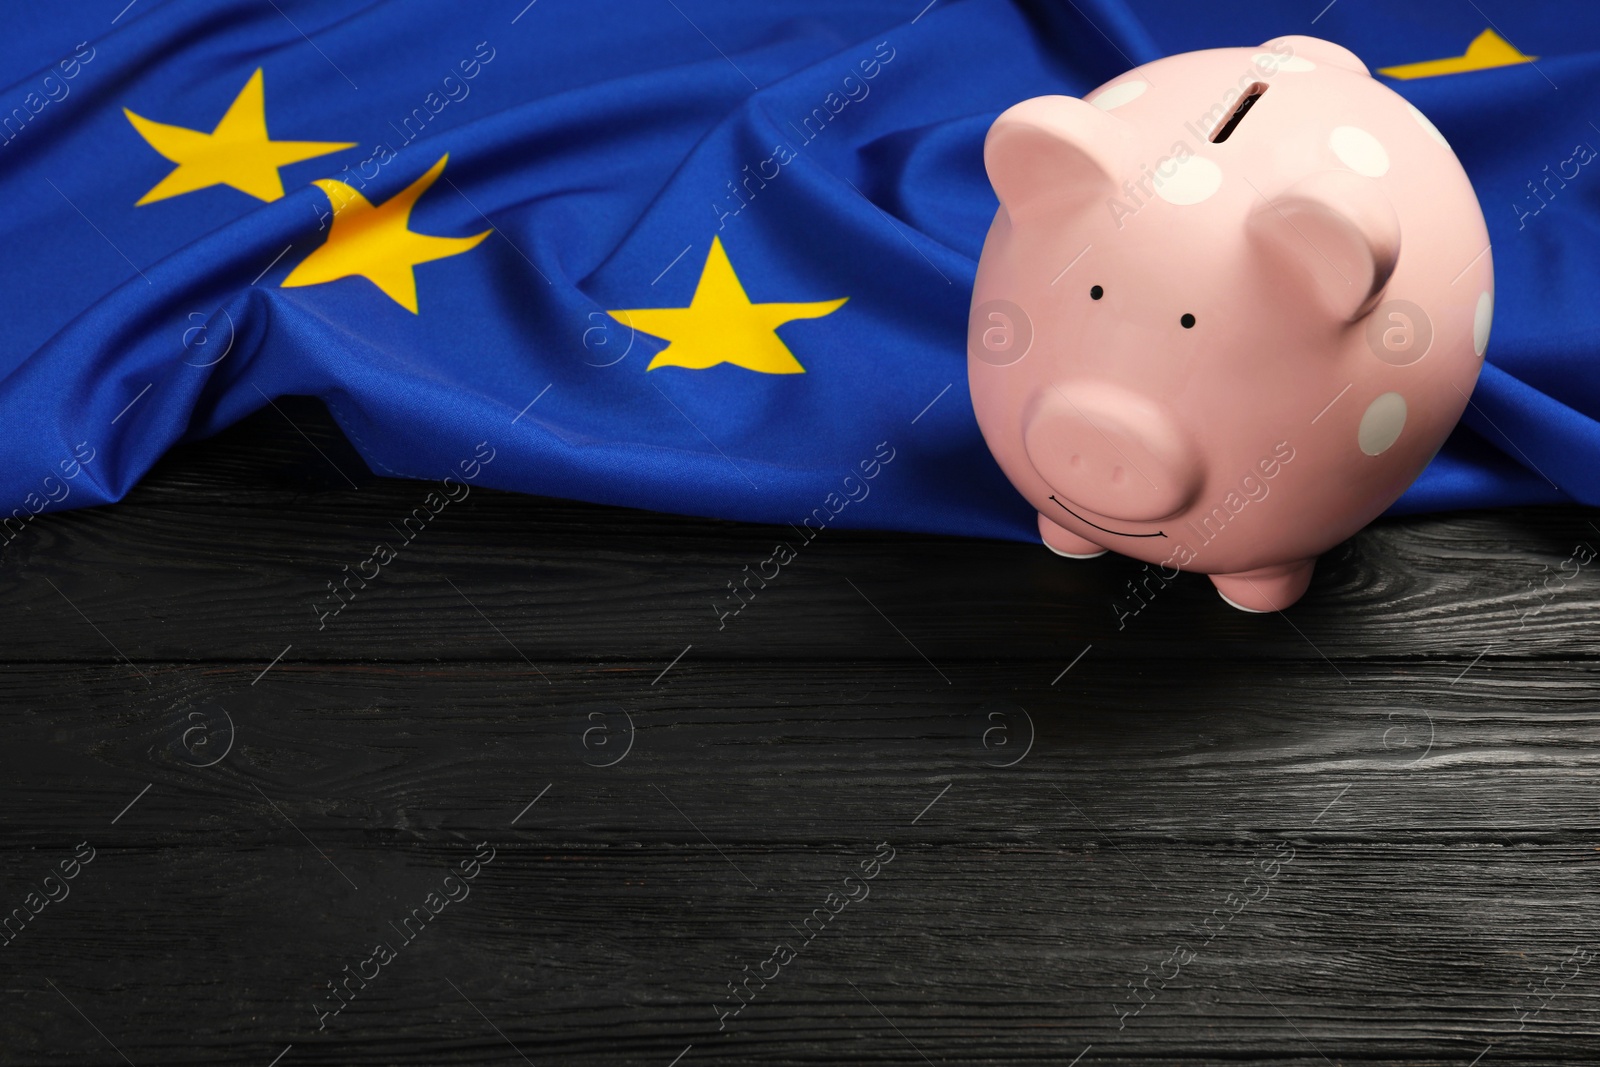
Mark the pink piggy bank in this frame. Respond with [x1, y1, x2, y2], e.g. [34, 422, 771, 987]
[968, 35, 1493, 612]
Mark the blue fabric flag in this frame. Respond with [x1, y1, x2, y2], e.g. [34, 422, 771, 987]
[0, 0, 1594, 546]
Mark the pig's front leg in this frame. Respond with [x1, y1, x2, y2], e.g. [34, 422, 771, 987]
[1209, 560, 1316, 613]
[1038, 512, 1106, 559]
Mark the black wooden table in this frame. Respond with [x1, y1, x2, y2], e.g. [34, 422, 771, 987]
[3, 398, 1597, 1065]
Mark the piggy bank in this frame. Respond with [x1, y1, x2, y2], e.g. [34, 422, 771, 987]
[968, 35, 1492, 611]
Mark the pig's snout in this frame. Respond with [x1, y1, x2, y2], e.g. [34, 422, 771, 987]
[1023, 383, 1202, 523]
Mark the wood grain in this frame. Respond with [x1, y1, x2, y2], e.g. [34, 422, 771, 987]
[4, 464, 1598, 666]
[1, 399, 1598, 1065]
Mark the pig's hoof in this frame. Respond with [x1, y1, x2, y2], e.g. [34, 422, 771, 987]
[1038, 512, 1106, 559]
[1210, 560, 1315, 613]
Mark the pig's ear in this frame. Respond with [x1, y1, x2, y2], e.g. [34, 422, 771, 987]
[1247, 170, 1400, 322]
[985, 95, 1124, 219]
[1259, 35, 1369, 76]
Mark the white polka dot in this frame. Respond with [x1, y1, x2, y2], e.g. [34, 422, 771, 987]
[1474, 290, 1494, 357]
[1255, 53, 1316, 72]
[1407, 101, 1451, 150]
[1330, 126, 1390, 177]
[1358, 392, 1407, 456]
[1154, 155, 1223, 205]
[1091, 80, 1148, 111]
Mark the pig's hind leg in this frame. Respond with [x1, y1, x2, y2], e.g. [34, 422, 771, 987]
[1209, 559, 1315, 613]
[1038, 512, 1106, 559]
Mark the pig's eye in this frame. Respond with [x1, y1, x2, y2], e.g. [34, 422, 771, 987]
[1090, 285, 1104, 300]
[1180, 313, 1196, 329]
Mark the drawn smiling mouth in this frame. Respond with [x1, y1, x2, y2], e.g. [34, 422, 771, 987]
[1048, 495, 1167, 539]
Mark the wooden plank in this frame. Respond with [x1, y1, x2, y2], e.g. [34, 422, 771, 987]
[5, 657, 1600, 841]
[6, 837, 1597, 1065]
[4, 659, 1598, 1067]
[4, 400, 1599, 1065]
[2, 405, 1598, 668]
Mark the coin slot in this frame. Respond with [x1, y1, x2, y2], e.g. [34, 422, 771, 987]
[1211, 83, 1267, 143]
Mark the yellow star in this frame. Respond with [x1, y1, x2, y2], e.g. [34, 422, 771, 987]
[280, 154, 490, 314]
[124, 68, 354, 205]
[1378, 29, 1538, 80]
[609, 237, 847, 373]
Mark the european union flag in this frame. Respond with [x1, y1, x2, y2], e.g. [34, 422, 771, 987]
[1, 1, 1596, 546]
